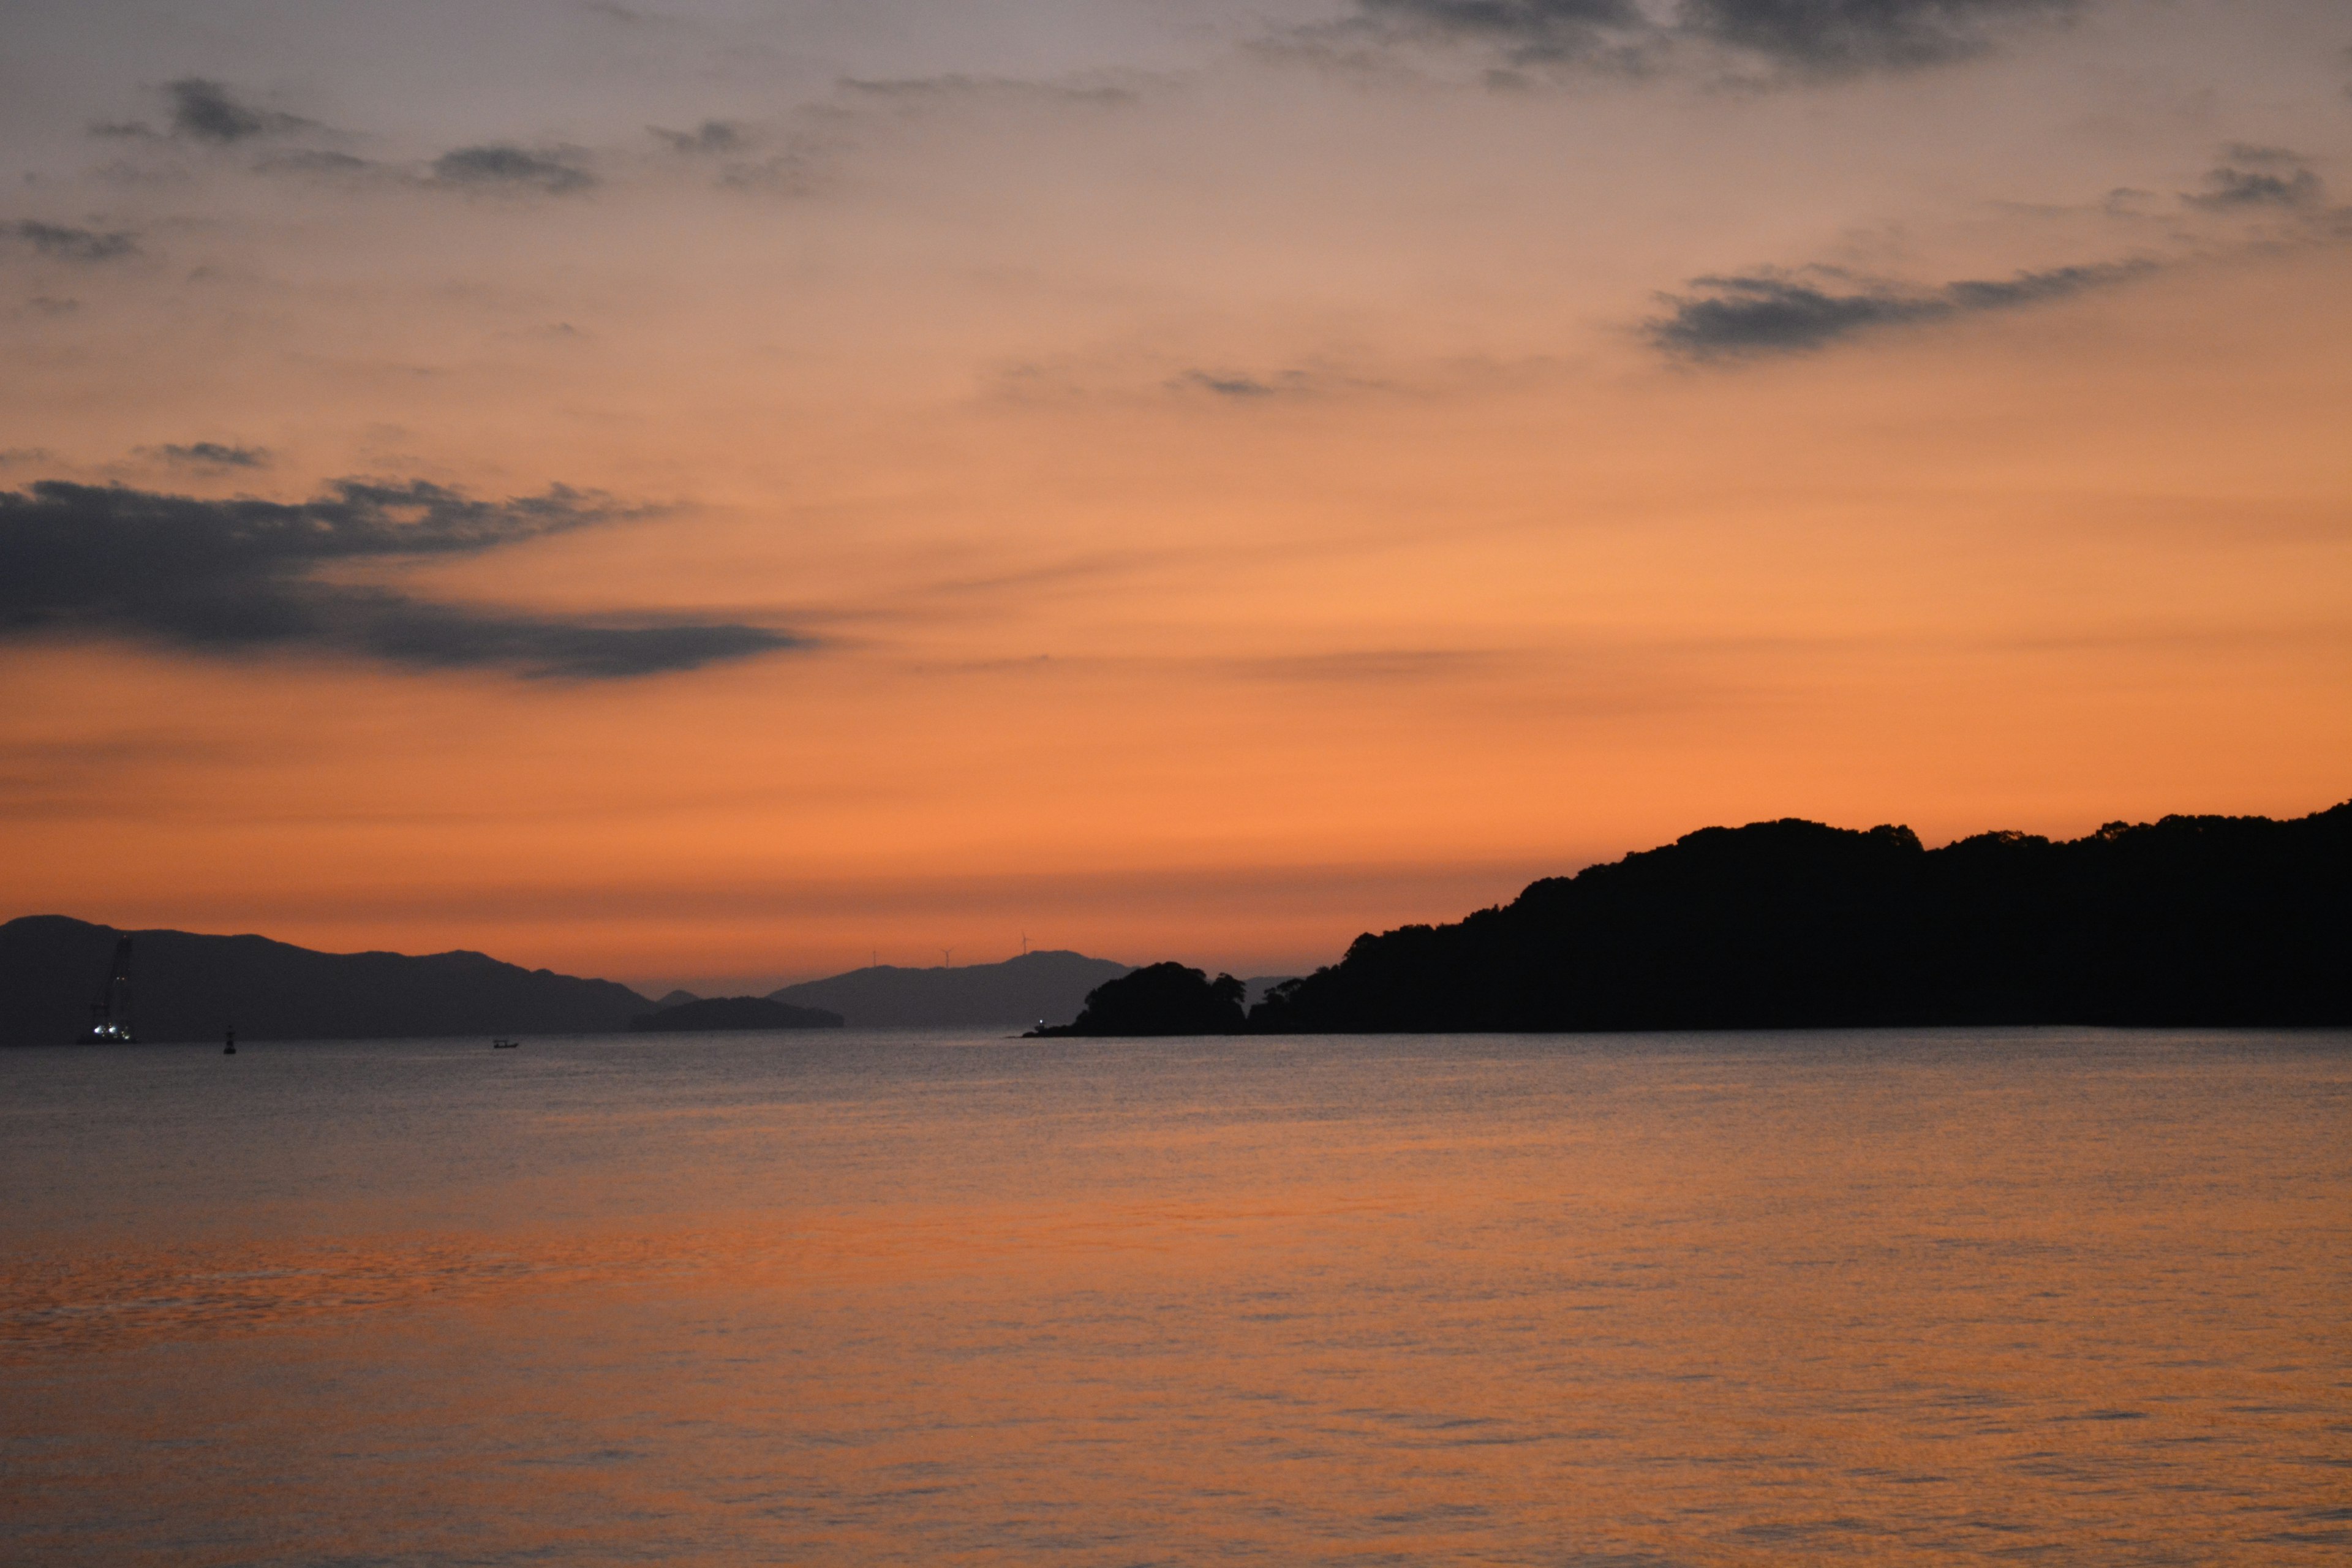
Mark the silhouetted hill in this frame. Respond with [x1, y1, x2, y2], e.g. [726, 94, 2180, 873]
[0, 916, 655, 1046]
[1248, 803, 2352, 1032]
[769, 950, 1130, 1028]
[630, 995, 842, 1031]
[654, 989, 703, 1009]
[1030, 963, 1246, 1036]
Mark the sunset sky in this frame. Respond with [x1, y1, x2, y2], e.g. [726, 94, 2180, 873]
[2, 0, 2346, 992]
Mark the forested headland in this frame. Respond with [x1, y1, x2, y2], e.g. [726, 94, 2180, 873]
[1042, 803, 2352, 1035]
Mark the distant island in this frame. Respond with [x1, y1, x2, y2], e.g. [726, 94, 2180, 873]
[767, 950, 1131, 1028]
[0, 915, 658, 1046]
[630, 996, 843, 1032]
[1029, 962, 1248, 1036]
[0, 920, 1137, 1044]
[1042, 802, 2352, 1035]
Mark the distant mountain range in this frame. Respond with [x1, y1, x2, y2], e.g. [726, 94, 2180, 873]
[0, 915, 656, 1046]
[767, 951, 1131, 1028]
[0, 918, 1144, 1044]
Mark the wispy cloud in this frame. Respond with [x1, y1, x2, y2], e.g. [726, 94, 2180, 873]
[1295, 0, 2088, 81]
[1649, 260, 2156, 360]
[430, 144, 597, 195]
[0, 478, 800, 679]
[1677, 0, 2085, 73]
[650, 119, 747, 154]
[252, 148, 383, 179]
[2184, 145, 2326, 211]
[836, 73, 1145, 110]
[143, 442, 271, 469]
[1652, 139, 2340, 364]
[10, 221, 138, 263]
[165, 77, 317, 143]
[1171, 369, 1292, 399]
[1164, 364, 1395, 401]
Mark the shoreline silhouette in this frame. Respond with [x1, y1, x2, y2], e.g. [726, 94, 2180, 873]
[1045, 801, 2352, 1035]
[8, 799, 2346, 1044]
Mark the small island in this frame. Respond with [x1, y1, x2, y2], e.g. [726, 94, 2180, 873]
[629, 996, 844, 1032]
[1027, 962, 1246, 1036]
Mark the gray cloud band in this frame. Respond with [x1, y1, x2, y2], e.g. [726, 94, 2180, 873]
[10, 221, 137, 262]
[168, 77, 315, 142]
[0, 479, 799, 679]
[1651, 146, 2332, 362]
[1343, 0, 2085, 75]
[430, 145, 597, 194]
[1648, 261, 2156, 359]
[2185, 146, 2325, 211]
[146, 443, 270, 469]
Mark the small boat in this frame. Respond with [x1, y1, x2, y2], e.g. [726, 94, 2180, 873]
[492, 1038, 520, 1049]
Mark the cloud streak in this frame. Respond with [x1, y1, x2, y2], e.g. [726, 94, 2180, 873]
[430, 145, 597, 194]
[10, 221, 138, 262]
[146, 442, 271, 469]
[2184, 145, 2325, 211]
[1322, 0, 2087, 78]
[1678, 0, 2083, 72]
[1649, 260, 2155, 360]
[1652, 145, 2334, 364]
[167, 77, 316, 143]
[1172, 369, 1289, 398]
[650, 120, 747, 154]
[0, 478, 799, 679]
[837, 73, 1145, 109]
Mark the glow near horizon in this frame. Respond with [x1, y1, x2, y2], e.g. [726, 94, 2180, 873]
[0, 0, 2346, 992]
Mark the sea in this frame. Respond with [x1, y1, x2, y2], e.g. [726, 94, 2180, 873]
[3, 1028, 2346, 1566]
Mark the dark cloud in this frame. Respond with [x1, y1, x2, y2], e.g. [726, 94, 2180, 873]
[0, 478, 799, 680]
[253, 148, 383, 178]
[580, 0, 663, 23]
[839, 74, 1142, 108]
[1174, 370, 1282, 398]
[2185, 146, 2324, 210]
[717, 153, 819, 195]
[1332, 0, 2084, 77]
[431, 145, 596, 194]
[167, 78, 314, 143]
[1169, 367, 1359, 400]
[1680, 0, 2081, 71]
[1349, 0, 1645, 66]
[1654, 274, 1941, 355]
[650, 120, 746, 154]
[1650, 259, 2154, 359]
[11, 221, 138, 262]
[146, 442, 271, 469]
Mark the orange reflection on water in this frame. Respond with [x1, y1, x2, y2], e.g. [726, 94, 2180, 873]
[4, 1030, 2347, 1564]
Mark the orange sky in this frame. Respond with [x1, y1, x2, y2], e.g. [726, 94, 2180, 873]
[2, 1, 2346, 990]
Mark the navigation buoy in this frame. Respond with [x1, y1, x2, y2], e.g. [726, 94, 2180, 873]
[224, 1025, 236, 1055]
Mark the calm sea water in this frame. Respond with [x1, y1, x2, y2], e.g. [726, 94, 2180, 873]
[3, 1028, 2346, 1565]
